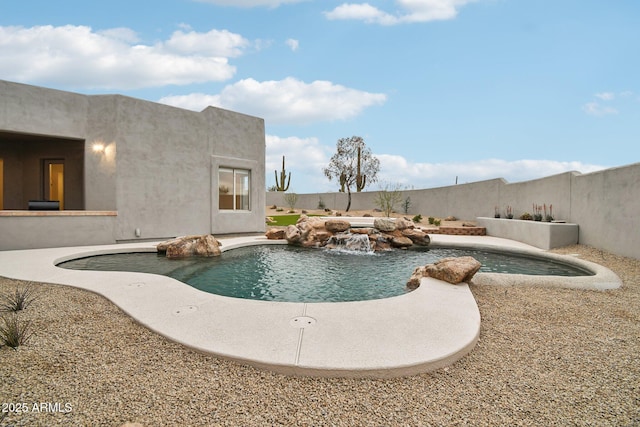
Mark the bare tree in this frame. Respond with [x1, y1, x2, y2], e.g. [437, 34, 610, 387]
[323, 136, 380, 211]
[375, 182, 404, 217]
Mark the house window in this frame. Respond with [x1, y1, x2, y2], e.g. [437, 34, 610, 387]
[219, 168, 250, 211]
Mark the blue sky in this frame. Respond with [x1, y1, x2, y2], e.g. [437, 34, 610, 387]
[2, 0, 638, 193]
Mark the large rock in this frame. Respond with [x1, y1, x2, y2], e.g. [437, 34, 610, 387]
[406, 256, 481, 288]
[285, 225, 301, 243]
[157, 235, 222, 258]
[265, 228, 286, 240]
[406, 266, 426, 290]
[282, 214, 430, 252]
[325, 219, 350, 232]
[373, 217, 396, 232]
[424, 256, 482, 284]
[395, 218, 414, 230]
[402, 228, 431, 246]
[390, 236, 413, 248]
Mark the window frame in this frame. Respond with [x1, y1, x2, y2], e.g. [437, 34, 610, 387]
[218, 167, 251, 211]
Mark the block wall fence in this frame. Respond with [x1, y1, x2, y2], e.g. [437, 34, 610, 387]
[266, 162, 640, 260]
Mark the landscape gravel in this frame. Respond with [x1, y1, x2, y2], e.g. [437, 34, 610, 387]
[0, 244, 638, 426]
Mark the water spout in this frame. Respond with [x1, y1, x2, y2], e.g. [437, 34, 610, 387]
[325, 232, 374, 254]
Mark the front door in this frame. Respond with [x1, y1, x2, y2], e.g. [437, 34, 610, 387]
[44, 159, 64, 210]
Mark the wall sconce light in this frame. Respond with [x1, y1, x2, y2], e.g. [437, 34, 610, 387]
[92, 143, 105, 153]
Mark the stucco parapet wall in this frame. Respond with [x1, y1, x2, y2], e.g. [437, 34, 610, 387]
[0, 211, 117, 217]
[476, 217, 579, 250]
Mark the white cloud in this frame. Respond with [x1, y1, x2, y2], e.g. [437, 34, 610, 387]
[0, 25, 248, 89]
[582, 101, 618, 117]
[324, 0, 476, 25]
[159, 77, 387, 124]
[164, 29, 250, 57]
[266, 135, 331, 191]
[583, 90, 637, 116]
[285, 38, 300, 51]
[194, 0, 308, 7]
[595, 92, 615, 101]
[375, 156, 607, 188]
[263, 138, 608, 193]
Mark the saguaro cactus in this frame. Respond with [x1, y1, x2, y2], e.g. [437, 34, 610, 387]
[274, 155, 291, 191]
[355, 146, 366, 192]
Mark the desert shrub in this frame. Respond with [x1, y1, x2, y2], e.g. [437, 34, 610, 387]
[428, 216, 435, 224]
[0, 314, 34, 348]
[412, 214, 422, 223]
[317, 197, 326, 210]
[402, 197, 411, 214]
[374, 183, 403, 217]
[433, 218, 441, 226]
[283, 192, 298, 211]
[1, 285, 36, 312]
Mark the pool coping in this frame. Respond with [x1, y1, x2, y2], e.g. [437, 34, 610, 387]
[0, 235, 621, 378]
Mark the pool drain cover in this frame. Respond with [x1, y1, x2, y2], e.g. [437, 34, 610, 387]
[290, 316, 316, 328]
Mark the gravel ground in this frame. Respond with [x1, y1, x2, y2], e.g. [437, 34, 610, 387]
[1, 244, 638, 426]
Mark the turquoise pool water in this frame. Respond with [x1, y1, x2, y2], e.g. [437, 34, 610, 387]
[58, 245, 591, 303]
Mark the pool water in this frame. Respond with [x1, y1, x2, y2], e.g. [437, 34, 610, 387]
[58, 245, 591, 303]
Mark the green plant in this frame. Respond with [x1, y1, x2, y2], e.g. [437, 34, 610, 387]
[355, 146, 367, 192]
[317, 197, 326, 210]
[402, 196, 411, 214]
[266, 214, 323, 227]
[505, 205, 513, 219]
[428, 216, 435, 224]
[1, 285, 36, 312]
[274, 155, 291, 192]
[0, 314, 34, 348]
[520, 212, 533, 220]
[374, 183, 403, 217]
[283, 192, 298, 211]
[544, 203, 554, 222]
[433, 218, 441, 226]
[323, 136, 380, 211]
[533, 203, 543, 221]
[412, 214, 422, 223]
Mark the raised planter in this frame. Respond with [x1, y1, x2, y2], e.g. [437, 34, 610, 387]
[476, 217, 579, 250]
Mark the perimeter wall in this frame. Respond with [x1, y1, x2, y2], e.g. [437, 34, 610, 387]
[266, 163, 640, 259]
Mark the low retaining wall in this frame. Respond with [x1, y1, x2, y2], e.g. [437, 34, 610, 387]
[476, 217, 579, 250]
[0, 211, 117, 250]
[426, 226, 486, 236]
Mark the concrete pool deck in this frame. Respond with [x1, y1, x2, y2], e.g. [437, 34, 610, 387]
[0, 235, 621, 378]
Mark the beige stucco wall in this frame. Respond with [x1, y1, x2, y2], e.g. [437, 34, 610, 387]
[267, 163, 640, 259]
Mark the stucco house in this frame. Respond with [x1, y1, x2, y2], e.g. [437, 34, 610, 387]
[0, 79, 265, 250]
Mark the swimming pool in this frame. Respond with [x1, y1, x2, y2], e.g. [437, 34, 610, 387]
[58, 245, 592, 303]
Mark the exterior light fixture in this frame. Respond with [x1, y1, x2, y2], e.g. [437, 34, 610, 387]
[92, 143, 105, 153]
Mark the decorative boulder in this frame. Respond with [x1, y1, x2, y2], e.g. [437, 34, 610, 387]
[157, 235, 222, 259]
[285, 225, 301, 243]
[390, 236, 413, 248]
[401, 229, 430, 246]
[406, 256, 481, 288]
[424, 256, 482, 284]
[406, 266, 426, 290]
[265, 228, 286, 240]
[325, 219, 350, 232]
[373, 217, 396, 232]
[395, 218, 414, 230]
